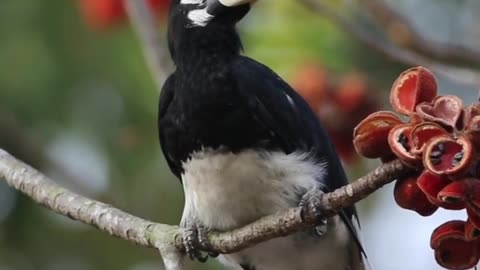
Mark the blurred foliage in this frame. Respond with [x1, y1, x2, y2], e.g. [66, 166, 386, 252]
[0, 0, 478, 270]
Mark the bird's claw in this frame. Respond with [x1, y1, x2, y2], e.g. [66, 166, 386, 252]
[299, 189, 328, 236]
[182, 220, 218, 262]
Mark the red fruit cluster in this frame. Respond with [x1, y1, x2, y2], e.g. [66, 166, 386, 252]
[354, 66, 480, 269]
[77, 0, 170, 30]
[292, 64, 380, 164]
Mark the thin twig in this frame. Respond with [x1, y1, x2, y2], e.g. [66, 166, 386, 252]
[124, 0, 172, 90]
[0, 148, 411, 256]
[298, 0, 480, 87]
[358, 0, 480, 69]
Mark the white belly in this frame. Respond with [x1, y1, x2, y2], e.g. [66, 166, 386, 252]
[181, 149, 324, 230]
[180, 149, 358, 270]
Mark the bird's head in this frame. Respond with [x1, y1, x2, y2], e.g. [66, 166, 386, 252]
[169, 0, 250, 29]
[168, 0, 253, 62]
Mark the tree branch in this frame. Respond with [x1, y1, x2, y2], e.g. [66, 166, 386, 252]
[0, 148, 412, 267]
[298, 0, 480, 87]
[124, 0, 172, 90]
[358, 0, 480, 69]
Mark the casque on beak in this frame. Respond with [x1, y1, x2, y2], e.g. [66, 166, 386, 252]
[206, 0, 257, 16]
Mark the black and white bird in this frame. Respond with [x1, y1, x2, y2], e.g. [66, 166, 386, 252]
[158, 0, 369, 269]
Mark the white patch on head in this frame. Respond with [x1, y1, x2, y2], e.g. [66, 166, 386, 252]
[187, 8, 214, 27]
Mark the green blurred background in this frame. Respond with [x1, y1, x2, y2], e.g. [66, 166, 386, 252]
[0, 0, 479, 269]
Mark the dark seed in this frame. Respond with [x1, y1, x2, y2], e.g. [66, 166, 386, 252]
[430, 150, 443, 159]
[454, 152, 464, 162]
[430, 157, 441, 165]
[398, 133, 411, 151]
[437, 143, 445, 152]
[441, 196, 460, 204]
[452, 152, 464, 166]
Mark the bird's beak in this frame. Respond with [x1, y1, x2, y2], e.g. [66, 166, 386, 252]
[217, 0, 257, 7]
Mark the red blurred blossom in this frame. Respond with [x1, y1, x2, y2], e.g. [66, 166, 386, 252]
[291, 63, 329, 111]
[292, 64, 381, 164]
[77, 0, 170, 30]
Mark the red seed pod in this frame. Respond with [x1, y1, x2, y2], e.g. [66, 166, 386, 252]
[417, 170, 464, 210]
[390, 66, 438, 115]
[393, 175, 438, 216]
[468, 207, 480, 229]
[431, 220, 467, 249]
[423, 136, 474, 178]
[388, 124, 419, 167]
[462, 104, 480, 130]
[416, 95, 464, 130]
[409, 112, 424, 124]
[465, 219, 480, 241]
[431, 220, 479, 270]
[464, 179, 480, 216]
[410, 122, 448, 158]
[465, 115, 480, 151]
[437, 180, 467, 209]
[353, 111, 402, 159]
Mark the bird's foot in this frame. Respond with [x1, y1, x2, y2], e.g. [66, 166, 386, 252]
[299, 189, 328, 236]
[182, 219, 219, 262]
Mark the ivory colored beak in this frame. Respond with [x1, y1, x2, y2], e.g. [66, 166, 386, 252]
[219, 0, 257, 7]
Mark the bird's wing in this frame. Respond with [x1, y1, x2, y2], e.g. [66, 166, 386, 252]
[158, 73, 182, 178]
[231, 56, 367, 258]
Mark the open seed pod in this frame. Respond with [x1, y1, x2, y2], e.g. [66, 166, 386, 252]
[394, 175, 438, 216]
[390, 66, 438, 115]
[417, 170, 464, 210]
[353, 111, 403, 158]
[423, 136, 474, 178]
[431, 220, 479, 270]
[465, 219, 480, 241]
[436, 180, 467, 210]
[410, 122, 448, 158]
[467, 207, 480, 229]
[465, 115, 480, 150]
[388, 124, 419, 166]
[462, 105, 480, 131]
[467, 115, 480, 132]
[409, 112, 424, 124]
[464, 179, 480, 216]
[416, 95, 463, 130]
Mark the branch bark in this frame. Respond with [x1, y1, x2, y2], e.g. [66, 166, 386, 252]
[124, 0, 172, 90]
[0, 148, 412, 268]
[358, 0, 480, 69]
